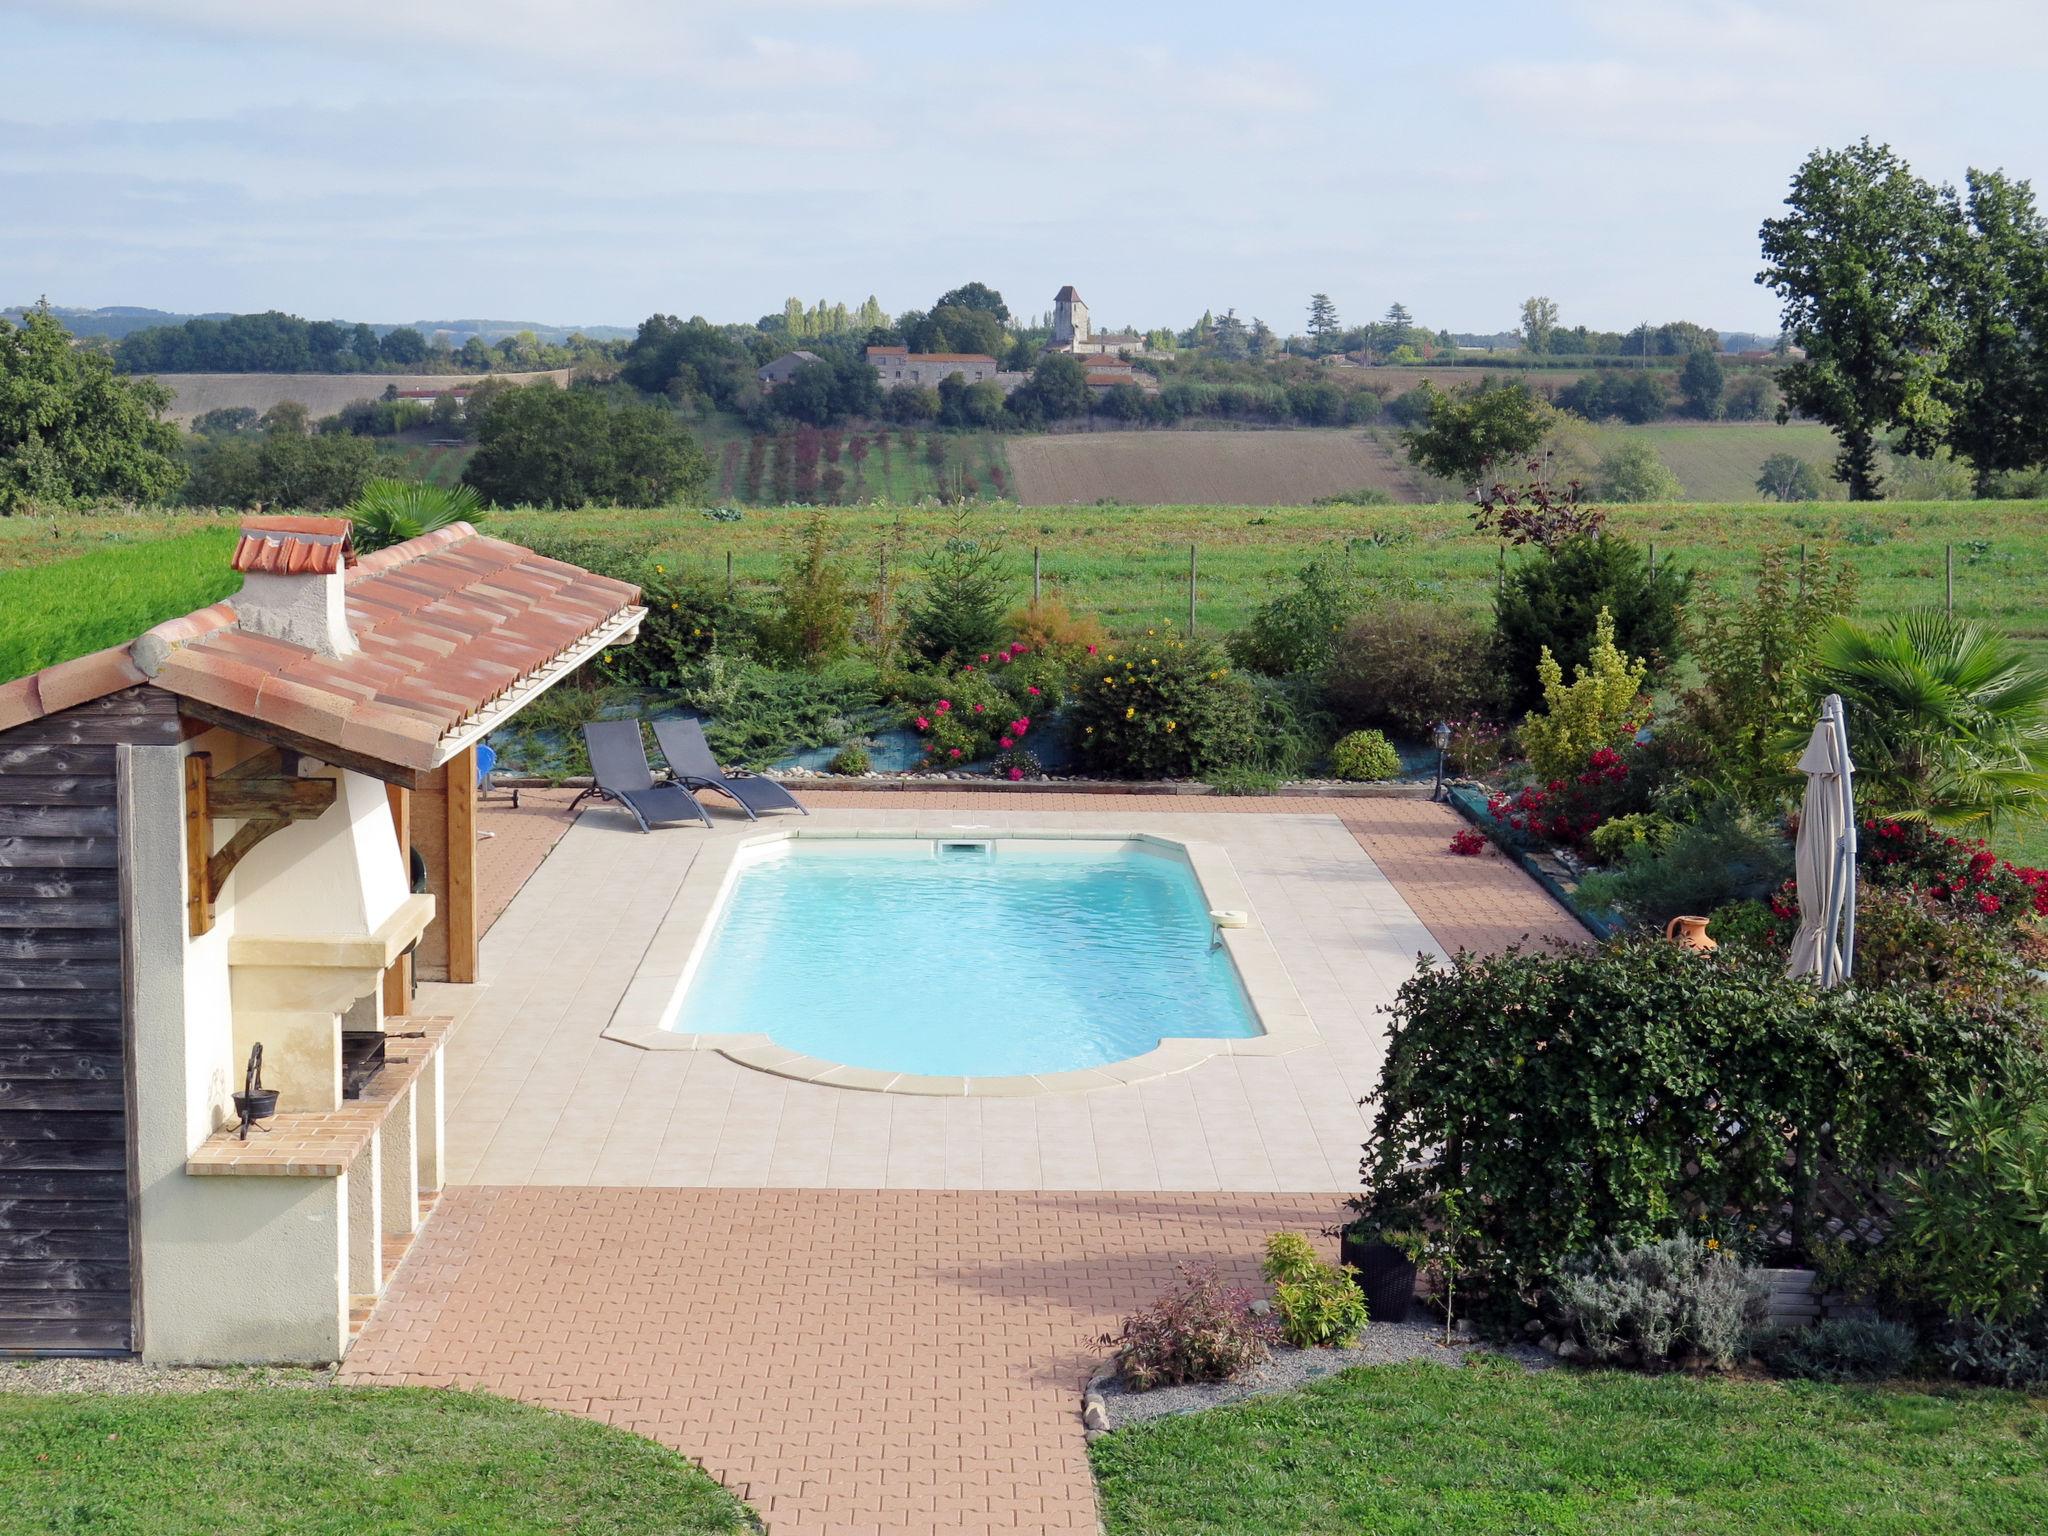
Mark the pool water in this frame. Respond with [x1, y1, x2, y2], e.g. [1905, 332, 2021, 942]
[668, 840, 1259, 1076]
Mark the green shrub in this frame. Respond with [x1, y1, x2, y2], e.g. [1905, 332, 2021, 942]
[1848, 886, 2042, 1017]
[1759, 1319, 1919, 1382]
[346, 478, 484, 552]
[1247, 673, 1334, 777]
[1068, 628, 1260, 780]
[612, 565, 751, 689]
[1493, 533, 1689, 715]
[1226, 551, 1361, 676]
[1355, 937, 2032, 1304]
[905, 517, 1014, 661]
[1548, 1235, 1766, 1370]
[669, 655, 880, 767]
[827, 745, 870, 776]
[1894, 1064, 2048, 1329]
[757, 514, 859, 669]
[1519, 608, 1649, 781]
[1331, 729, 1402, 781]
[1204, 766, 1284, 796]
[1321, 603, 1496, 738]
[1574, 800, 1793, 927]
[1587, 811, 1668, 862]
[1704, 898, 1779, 952]
[1262, 1233, 1370, 1349]
[1939, 1313, 2048, 1388]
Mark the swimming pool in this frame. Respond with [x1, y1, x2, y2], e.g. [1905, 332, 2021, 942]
[664, 836, 1261, 1078]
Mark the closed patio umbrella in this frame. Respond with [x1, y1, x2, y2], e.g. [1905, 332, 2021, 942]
[1786, 694, 1857, 988]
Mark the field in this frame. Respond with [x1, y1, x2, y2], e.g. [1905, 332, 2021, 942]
[1007, 428, 1424, 505]
[1584, 421, 1838, 501]
[0, 522, 239, 679]
[141, 368, 571, 423]
[690, 416, 1013, 505]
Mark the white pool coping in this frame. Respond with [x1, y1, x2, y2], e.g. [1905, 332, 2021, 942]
[599, 826, 1319, 1096]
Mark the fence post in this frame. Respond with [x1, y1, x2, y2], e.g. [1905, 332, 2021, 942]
[726, 549, 733, 599]
[1188, 543, 1198, 635]
[1946, 543, 1954, 613]
[1798, 543, 1806, 598]
[1497, 545, 1505, 599]
[1033, 545, 1042, 606]
[1647, 540, 1655, 573]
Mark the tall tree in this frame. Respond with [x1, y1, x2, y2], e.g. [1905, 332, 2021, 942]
[1399, 381, 1551, 497]
[934, 282, 1009, 323]
[1306, 293, 1340, 352]
[1519, 296, 1559, 355]
[1944, 168, 2048, 495]
[0, 305, 184, 509]
[1757, 139, 1959, 499]
[1211, 309, 1249, 361]
[1678, 348, 1725, 419]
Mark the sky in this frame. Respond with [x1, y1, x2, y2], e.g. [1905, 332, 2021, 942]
[6, 0, 2048, 338]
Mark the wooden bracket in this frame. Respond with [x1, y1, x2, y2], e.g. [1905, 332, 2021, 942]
[184, 748, 340, 936]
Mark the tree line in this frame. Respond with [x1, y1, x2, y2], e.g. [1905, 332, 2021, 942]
[1760, 138, 2048, 499]
[112, 311, 613, 376]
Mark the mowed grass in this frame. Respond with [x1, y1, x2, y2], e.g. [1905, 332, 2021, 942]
[0, 1386, 757, 1535]
[0, 524, 242, 681]
[1089, 1358, 2048, 1536]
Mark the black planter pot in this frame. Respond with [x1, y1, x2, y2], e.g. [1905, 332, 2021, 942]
[1340, 1234, 1416, 1324]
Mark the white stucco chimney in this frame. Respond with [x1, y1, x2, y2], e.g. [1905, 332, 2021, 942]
[229, 516, 359, 657]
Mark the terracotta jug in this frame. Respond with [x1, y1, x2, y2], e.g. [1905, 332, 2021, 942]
[1664, 914, 1717, 952]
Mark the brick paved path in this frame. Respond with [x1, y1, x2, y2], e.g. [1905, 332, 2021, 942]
[345, 1187, 1331, 1536]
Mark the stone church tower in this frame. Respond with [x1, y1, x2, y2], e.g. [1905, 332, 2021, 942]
[1051, 284, 1090, 348]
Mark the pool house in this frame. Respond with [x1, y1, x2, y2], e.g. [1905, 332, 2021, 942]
[0, 517, 641, 1361]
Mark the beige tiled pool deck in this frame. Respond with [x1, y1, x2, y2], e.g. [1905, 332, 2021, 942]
[419, 793, 1582, 1192]
[353, 789, 1583, 1535]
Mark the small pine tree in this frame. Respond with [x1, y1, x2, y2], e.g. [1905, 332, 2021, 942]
[904, 516, 1013, 661]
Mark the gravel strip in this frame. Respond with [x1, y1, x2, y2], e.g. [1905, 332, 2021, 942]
[1091, 1319, 1552, 1430]
[2, 1359, 336, 1396]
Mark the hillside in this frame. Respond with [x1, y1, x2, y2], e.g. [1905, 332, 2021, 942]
[142, 369, 571, 423]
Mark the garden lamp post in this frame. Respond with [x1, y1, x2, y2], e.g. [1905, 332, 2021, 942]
[1432, 721, 1452, 802]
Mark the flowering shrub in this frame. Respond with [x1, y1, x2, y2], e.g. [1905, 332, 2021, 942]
[1442, 714, 1511, 777]
[906, 640, 1047, 771]
[1486, 743, 1637, 848]
[1102, 1262, 1277, 1392]
[1547, 1235, 1766, 1371]
[1858, 818, 2048, 921]
[1067, 625, 1261, 780]
[1448, 828, 1487, 857]
[607, 566, 740, 687]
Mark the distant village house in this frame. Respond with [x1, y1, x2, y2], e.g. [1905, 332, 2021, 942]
[1047, 285, 1149, 358]
[756, 350, 823, 388]
[863, 346, 1000, 388]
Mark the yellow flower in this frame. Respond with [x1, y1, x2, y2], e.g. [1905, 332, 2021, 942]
[1084, 725, 1093, 734]
[1124, 706, 1135, 720]
[654, 564, 665, 574]
[1106, 653, 1115, 662]
[1165, 720, 1177, 732]
[1146, 628, 1155, 635]
[1149, 658, 1158, 666]
[670, 601, 680, 609]
[691, 627, 702, 637]
[1706, 1238, 1721, 1251]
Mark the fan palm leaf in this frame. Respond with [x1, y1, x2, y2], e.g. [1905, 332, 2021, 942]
[1812, 609, 2048, 830]
[346, 479, 485, 553]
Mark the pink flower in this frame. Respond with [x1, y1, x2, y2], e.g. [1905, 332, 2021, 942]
[1026, 685, 1040, 696]
[915, 717, 930, 731]
[948, 748, 962, 759]
[963, 665, 975, 674]
[1008, 767, 1024, 781]
[980, 653, 991, 663]
[1086, 644, 1098, 655]
[1018, 716, 1031, 729]
[999, 736, 1015, 749]
[973, 703, 985, 713]
[936, 700, 951, 713]
[1011, 644, 1028, 656]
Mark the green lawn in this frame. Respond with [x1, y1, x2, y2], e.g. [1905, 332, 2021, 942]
[0, 1386, 757, 1535]
[0, 524, 241, 681]
[1090, 1358, 2048, 1536]
[1585, 422, 1839, 502]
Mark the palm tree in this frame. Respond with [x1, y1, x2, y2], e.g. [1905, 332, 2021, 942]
[346, 479, 484, 554]
[1812, 609, 2048, 831]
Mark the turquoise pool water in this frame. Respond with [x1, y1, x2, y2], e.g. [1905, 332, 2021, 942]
[668, 839, 1259, 1076]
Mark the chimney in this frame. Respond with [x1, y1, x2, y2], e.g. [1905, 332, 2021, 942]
[229, 516, 359, 657]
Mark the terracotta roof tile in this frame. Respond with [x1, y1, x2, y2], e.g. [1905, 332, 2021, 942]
[2, 522, 642, 771]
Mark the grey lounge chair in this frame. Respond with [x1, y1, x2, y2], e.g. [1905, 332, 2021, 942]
[573, 720, 712, 831]
[652, 717, 807, 821]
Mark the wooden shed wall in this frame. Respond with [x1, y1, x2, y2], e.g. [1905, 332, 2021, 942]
[0, 686, 180, 1354]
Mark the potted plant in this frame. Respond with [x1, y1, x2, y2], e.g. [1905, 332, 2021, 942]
[1338, 1216, 1418, 1325]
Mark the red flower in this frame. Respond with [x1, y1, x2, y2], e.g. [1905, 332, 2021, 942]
[1086, 644, 1098, 655]
[1008, 766, 1024, 781]
[963, 665, 975, 674]
[1026, 685, 1041, 696]
[1976, 892, 2003, 915]
[948, 748, 962, 760]
[915, 717, 930, 731]
[980, 653, 990, 663]
[936, 699, 951, 713]
[999, 736, 1015, 749]
[973, 703, 985, 713]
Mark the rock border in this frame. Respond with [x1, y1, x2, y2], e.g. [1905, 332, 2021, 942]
[498, 772, 1435, 799]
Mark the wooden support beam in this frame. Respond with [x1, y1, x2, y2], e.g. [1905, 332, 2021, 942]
[185, 753, 212, 937]
[442, 747, 477, 984]
[180, 749, 339, 937]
